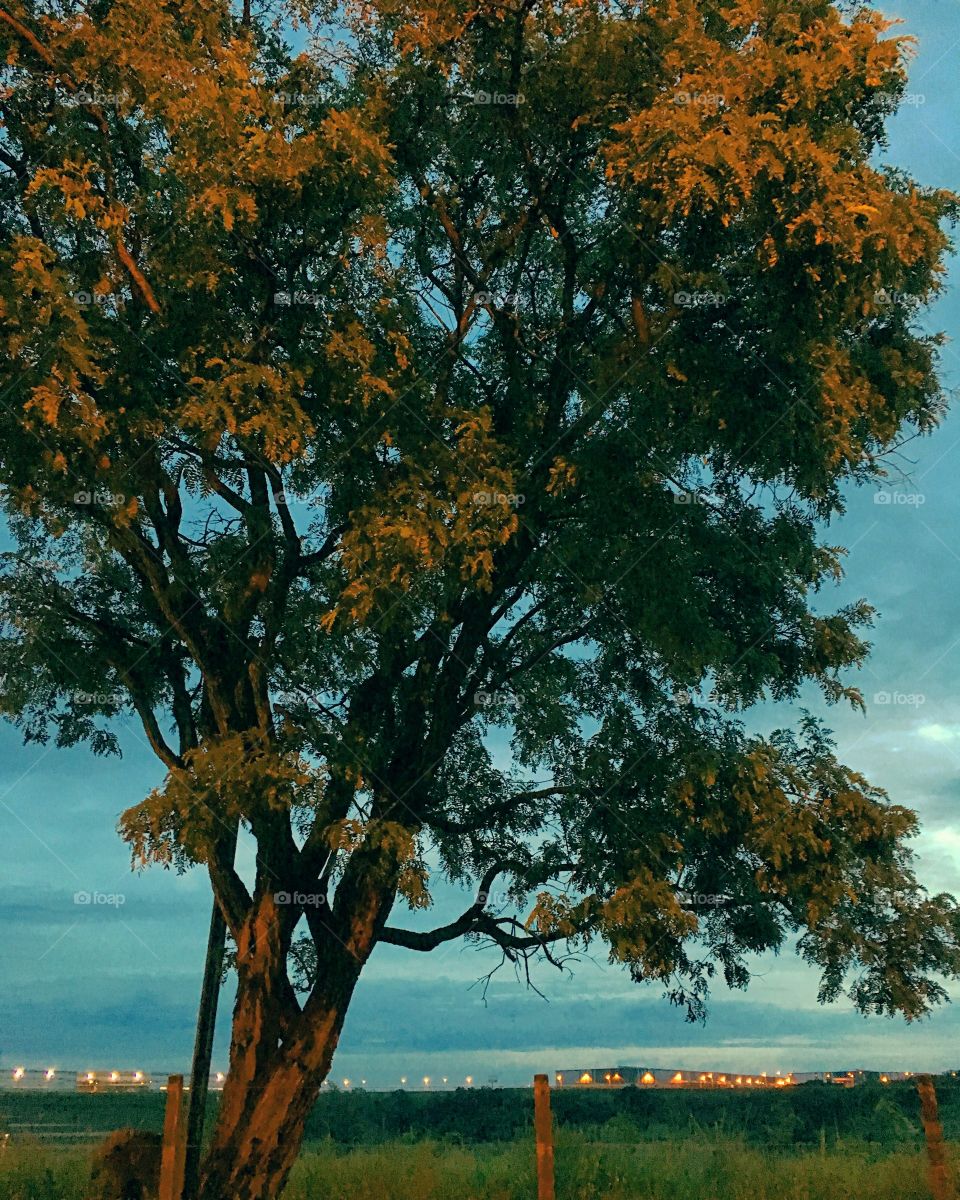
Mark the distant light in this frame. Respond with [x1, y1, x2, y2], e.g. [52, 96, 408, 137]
[361, 1079, 367, 1086]
[86, 1073, 95, 1082]
[12, 1067, 24, 1081]
[466, 1076, 474, 1086]
[641, 1072, 655, 1085]
[134, 1072, 144, 1082]
[45, 1069, 55, 1081]
[672, 1072, 683, 1084]
[579, 1072, 593, 1084]
[423, 1077, 430, 1087]
[110, 1071, 120, 1082]
[343, 1079, 350, 1088]
[442, 1077, 448, 1084]
[215, 1073, 225, 1083]
[400, 1077, 407, 1085]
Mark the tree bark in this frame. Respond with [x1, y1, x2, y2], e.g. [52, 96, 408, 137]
[197, 1001, 347, 1200]
[196, 864, 393, 1200]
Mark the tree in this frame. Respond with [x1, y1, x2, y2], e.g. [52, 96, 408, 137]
[1, 0, 959, 1195]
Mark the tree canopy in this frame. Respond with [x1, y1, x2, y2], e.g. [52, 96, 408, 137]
[1, 0, 958, 1195]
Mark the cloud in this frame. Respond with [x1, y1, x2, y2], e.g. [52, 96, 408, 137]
[918, 724, 960, 744]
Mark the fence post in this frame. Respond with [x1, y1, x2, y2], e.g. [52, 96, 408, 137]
[917, 1074, 957, 1200]
[534, 1073, 556, 1200]
[159, 1074, 187, 1200]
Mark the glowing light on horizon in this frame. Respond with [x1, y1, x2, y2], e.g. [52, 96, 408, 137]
[12, 1068, 24, 1081]
[45, 1069, 55, 1081]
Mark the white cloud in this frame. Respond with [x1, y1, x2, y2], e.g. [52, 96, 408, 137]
[917, 724, 960, 743]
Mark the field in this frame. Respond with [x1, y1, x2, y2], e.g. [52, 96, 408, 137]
[0, 1082, 956, 1198]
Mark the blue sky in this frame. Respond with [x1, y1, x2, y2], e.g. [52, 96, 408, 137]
[3, 1, 960, 1089]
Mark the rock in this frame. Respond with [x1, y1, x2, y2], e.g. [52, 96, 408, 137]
[88, 1128, 162, 1200]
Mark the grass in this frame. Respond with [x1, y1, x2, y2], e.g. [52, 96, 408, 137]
[0, 1133, 954, 1200]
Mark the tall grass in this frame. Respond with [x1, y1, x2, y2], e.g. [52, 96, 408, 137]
[0, 1133, 952, 1200]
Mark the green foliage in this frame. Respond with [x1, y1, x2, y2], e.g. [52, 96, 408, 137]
[6, 1078, 955, 1151]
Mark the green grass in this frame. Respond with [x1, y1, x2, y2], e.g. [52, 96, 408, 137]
[0, 1134, 954, 1200]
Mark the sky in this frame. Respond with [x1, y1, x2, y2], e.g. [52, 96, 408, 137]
[4, 1, 960, 1090]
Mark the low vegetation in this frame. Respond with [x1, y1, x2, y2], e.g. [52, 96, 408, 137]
[0, 1082, 956, 1197]
[0, 1132, 955, 1200]
[1, 1079, 953, 1150]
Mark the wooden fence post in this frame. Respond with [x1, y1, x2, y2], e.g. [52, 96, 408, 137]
[917, 1074, 957, 1200]
[534, 1073, 556, 1200]
[159, 1074, 187, 1200]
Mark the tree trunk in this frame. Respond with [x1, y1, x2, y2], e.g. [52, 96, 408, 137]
[197, 872, 392, 1200]
[198, 976, 352, 1200]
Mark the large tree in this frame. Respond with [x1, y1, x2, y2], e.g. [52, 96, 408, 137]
[1, 0, 959, 1195]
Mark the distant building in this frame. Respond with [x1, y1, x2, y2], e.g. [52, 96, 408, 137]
[76, 1070, 151, 1092]
[553, 1067, 936, 1089]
